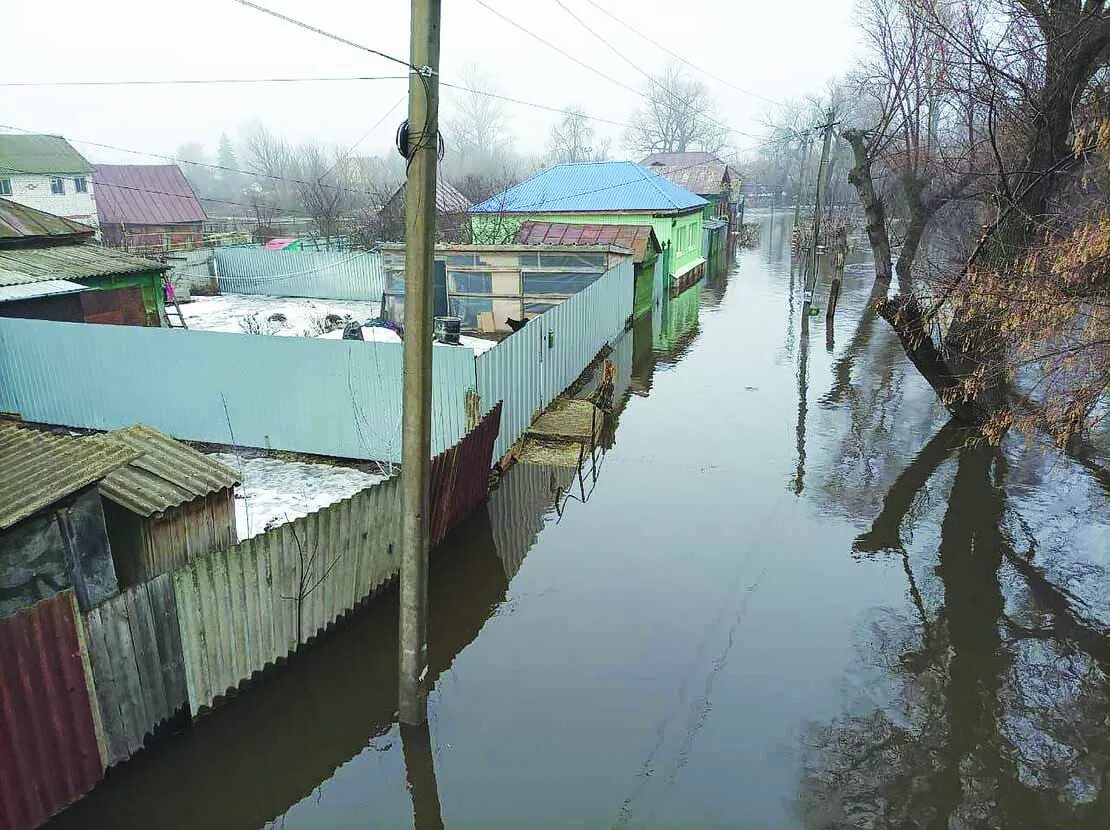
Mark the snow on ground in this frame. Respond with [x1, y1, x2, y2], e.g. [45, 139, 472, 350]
[319, 325, 498, 354]
[208, 452, 389, 541]
[182, 293, 382, 337]
[181, 293, 499, 354]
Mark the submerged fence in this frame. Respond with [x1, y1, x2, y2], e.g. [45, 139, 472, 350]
[0, 406, 501, 830]
[476, 258, 633, 458]
[214, 248, 385, 302]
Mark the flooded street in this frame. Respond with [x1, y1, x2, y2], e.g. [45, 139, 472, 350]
[51, 212, 1110, 829]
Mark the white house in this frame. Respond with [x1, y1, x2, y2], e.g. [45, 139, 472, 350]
[0, 134, 97, 226]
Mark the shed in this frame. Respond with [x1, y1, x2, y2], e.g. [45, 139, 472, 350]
[379, 176, 472, 243]
[0, 198, 167, 324]
[514, 221, 663, 318]
[92, 164, 207, 250]
[0, 420, 138, 617]
[379, 243, 635, 334]
[641, 152, 739, 233]
[88, 425, 239, 586]
[468, 161, 707, 290]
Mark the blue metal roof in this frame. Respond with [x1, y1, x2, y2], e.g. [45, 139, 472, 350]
[468, 161, 708, 215]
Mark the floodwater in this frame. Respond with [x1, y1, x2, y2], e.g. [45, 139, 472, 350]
[51, 212, 1110, 829]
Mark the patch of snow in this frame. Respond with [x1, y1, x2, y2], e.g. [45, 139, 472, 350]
[208, 452, 389, 541]
[182, 293, 382, 337]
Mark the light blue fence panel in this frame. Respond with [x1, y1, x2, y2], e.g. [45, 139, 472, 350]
[214, 248, 385, 302]
[477, 259, 633, 457]
[0, 319, 474, 462]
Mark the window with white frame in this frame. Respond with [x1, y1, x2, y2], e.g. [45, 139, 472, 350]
[50, 177, 65, 195]
[74, 177, 88, 193]
[0, 178, 10, 196]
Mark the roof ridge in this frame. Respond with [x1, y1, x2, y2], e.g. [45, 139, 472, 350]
[636, 164, 682, 210]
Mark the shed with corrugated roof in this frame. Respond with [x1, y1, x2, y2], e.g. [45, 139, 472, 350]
[88, 424, 239, 586]
[0, 420, 139, 618]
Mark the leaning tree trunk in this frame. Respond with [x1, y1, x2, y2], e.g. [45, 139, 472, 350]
[843, 129, 893, 286]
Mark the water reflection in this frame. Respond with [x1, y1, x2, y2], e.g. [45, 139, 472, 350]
[800, 432, 1110, 829]
[48, 463, 568, 830]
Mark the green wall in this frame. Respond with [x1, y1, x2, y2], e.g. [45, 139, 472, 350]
[81, 271, 166, 325]
[469, 210, 705, 278]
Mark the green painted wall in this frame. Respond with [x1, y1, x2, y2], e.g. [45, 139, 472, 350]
[81, 271, 165, 325]
[469, 210, 705, 278]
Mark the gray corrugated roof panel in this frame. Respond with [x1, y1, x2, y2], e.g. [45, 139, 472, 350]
[0, 243, 167, 286]
[89, 424, 239, 517]
[92, 165, 207, 226]
[0, 198, 96, 241]
[468, 161, 707, 215]
[641, 153, 730, 197]
[0, 421, 140, 530]
[0, 134, 93, 175]
[0, 279, 87, 302]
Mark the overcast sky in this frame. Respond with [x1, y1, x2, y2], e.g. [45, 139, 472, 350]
[1, 0, 861, 166]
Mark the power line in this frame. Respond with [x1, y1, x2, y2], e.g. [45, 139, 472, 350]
[472, 0, 766, 146]
[470, 0, 642, 97]
[0, 76, 408, 88]
[440, 82, 634, 129]
[231, 0, 417, 71]
[580, 0, 780, 106]
[550, 0, 748, 142]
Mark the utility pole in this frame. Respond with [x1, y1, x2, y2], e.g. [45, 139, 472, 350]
[800, 112, 835, 327]
[399, 0, 441, 727]
[825, 225, 848, 336]
[791, 131, 813, 256]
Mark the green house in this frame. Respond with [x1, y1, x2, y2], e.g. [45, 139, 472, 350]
[468, 161, 708, 292]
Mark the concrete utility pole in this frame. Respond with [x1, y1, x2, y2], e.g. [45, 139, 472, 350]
[399, 0, 441, 727]
[801, 112, 835, 325]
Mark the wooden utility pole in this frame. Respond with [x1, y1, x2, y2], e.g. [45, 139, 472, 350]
[825, 225, 848, 328]
[801, 113, 835, 326]
[791, 131, 813, 258]
[399, 0, 441, 727]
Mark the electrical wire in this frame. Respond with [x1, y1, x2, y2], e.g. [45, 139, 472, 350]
[580, 0, 780, 106]
[472, 0, 767, 145]
[0, 76, 408, 88]
[231, 0, 418, 72]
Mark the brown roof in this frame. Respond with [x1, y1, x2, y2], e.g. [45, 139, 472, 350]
[0, 198, 95, 242]
[513, 222, 660, 264]
[640, 152, 731, 197]
[0, 421, 140, 530]
[88, 424, 239, 517]
[92, 165, 207, 226]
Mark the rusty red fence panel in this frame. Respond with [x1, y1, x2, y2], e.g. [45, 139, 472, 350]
[429, 403, 502, 549]
[0, 591, 105, 830]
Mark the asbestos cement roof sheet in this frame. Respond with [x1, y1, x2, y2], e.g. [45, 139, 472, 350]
[0, 421, 140, 529]
[0, 134, 93, 175]
[0, 242, 167, 286]
[0, 198, 95, 241]
[468, 161, 707, 215]
[513, 221, 659, 263]
[89, 424, 239, 517]
[92, 164, 207, 226]
[0, 278, 86, 302]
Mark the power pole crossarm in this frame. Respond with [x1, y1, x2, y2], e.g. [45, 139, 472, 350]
[399, 0, 441, 727]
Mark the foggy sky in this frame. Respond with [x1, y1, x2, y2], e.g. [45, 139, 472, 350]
[1, 0, 861, 165]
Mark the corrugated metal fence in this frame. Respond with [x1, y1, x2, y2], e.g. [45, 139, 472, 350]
[0, 319, 476, 462]
[476, 259, 633, 458]
[0, 592, 104, 830]
[172, 403, 501, 712]
[214, 248, 385, 302]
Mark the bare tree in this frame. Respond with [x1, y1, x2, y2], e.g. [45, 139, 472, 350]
[547, 107, 610, 164]
[443, 65, 518, 181]
[626, 63, 729, 155]
[239, 121, 298, 212]
[840, 0, 1110, 443]
[293, 142, 352, 244]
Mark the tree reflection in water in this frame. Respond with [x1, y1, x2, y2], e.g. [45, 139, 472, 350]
[798, 433, 1110, 829]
